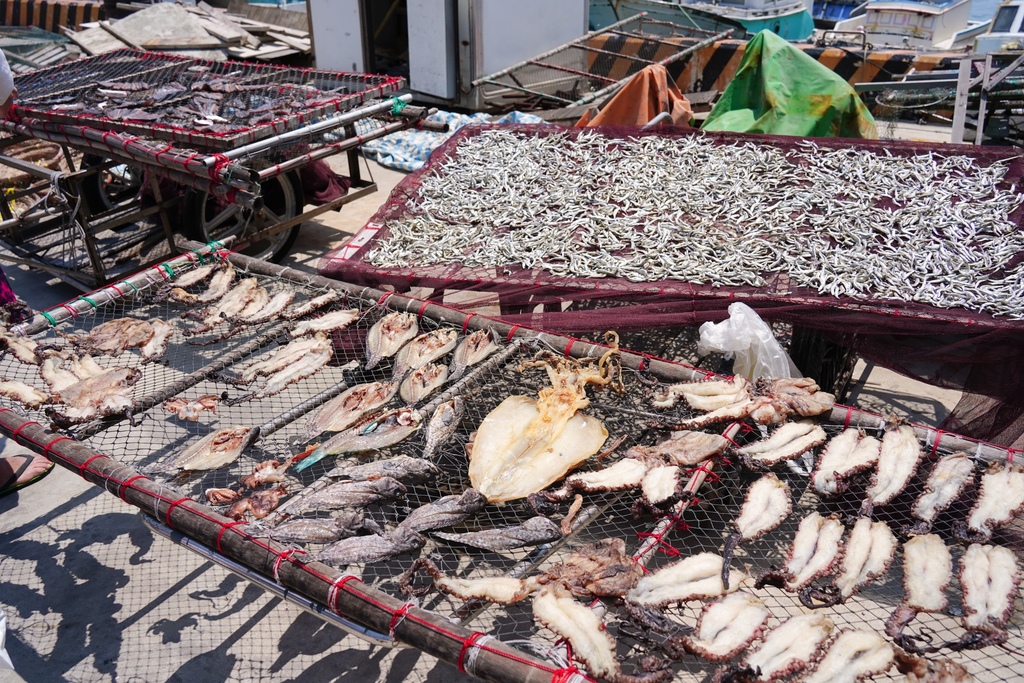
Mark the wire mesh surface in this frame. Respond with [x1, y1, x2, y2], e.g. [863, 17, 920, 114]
[2, 257, 1022, 682]
[12, 49, 405, 149]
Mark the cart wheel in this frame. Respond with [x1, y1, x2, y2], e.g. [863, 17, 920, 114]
[80, 154, 144, 214]
[181, 171, 302, 263]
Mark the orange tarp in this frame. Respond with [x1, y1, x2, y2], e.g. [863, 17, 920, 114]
[575, 64, 694, 127]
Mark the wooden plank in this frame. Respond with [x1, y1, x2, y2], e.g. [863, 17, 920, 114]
[139, 37, 231, 50]
[265, 30, 310, 53]
[62, 26, 129, 56]
[99, 20, 143, 50]
[248, 45, 300, 61]
[226, 0, 309, 33]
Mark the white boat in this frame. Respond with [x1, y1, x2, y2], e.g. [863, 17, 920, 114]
[590, 0, 816, 40]
[832, 0, 987, 49]
[974, 0, 1024, 52]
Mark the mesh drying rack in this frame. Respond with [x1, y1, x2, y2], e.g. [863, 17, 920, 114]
[0, 242, 1021, 683]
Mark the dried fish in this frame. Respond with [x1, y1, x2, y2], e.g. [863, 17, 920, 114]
[448, 329, 500, 380]
[163, 395, 219, 421]
[0, 330, 40, 365]
[325, 454, 439, 484]
[248, 343, 344, 400]
[0, 379, 49, 408]
[289, 308, 361, 337]
[267, 512, 378, 544]
[157, 426, 255, 473]
[421, 397, 464, 459]
[236, 288, 296, 325]
[49, 367, 141, 426]
[315, 526, 424, 566]
[304, 380, 398, 440]
[399, 362, 448, 404]
[392, 328, 458, 379]
[197, 264, 235, 303]
[861, 421, 923, 516]
[282, 290, 340, 320]
[365, 311, 418, 370]
[172, 263, 217, 289]
[296, 406, 422, 472]
[276, 477, 407, 518]
[140, 319, 174, 361]
[433, 516, 562, 551]
[240, 334, 333, 382]
[69, 317, 154, 356]
[737, 421, 827, 469]
[396, 488, 486, 534]
[186, 277, 260, 334]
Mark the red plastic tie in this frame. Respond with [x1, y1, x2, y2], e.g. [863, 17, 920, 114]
[377, 291, 395, 307]
[61, 303, 79, 318]
[551, 666, 585, 683]
[684, 462, 720, 483]
[718, 455, 733, 468]
[1008, 448, 1017, 465]
[564, 337, 578, 358]
[457, 631, 487, 672]
[328, 574, 361, 612]
[722, 434, 742, 449]
[636, 531, 681, 556]
[42, 435, 72, 455]
[216, 520, 248, 553]
[931, 429, 945, 459]
[461, 313, 477, 334]
[389, 601, 415, 638]
[165, 497, 191, 527]
[272, 548, 308, 582]
[416, 300, 430, 319]
[117, 474, 147, 502]
[506, 324, 521, 342]
[78, 453, 105, 476]
[843, 406, 854, 429]
[691, 496, 701, 506]
[11, 420, 40, 440]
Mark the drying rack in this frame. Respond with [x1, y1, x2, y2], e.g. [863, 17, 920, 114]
[0, 242, 1020, 683]
[0, 49, 432, 290]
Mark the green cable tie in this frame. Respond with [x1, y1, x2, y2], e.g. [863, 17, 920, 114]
[126, 281, 138, 293]
[391, 97, 408, 116]
[160, 263, 175, 279]
[40, 311, 56, 326]
[79, 296, 98, 309]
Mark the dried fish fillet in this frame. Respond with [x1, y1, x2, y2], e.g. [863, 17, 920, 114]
[681, 591, 770, 662]
[392, 328, 458, 379]
[171, 263, 217, 289]
[364, 312, 418, 370]
[448, 329, 500, 380]
[248, 342, 342, 400]
[399, 362, 448, 404]
[433, 516, 562, 551]
[289, 308, 361, 337]
[0, 330, 40, 365]
[240, 334, 333, 382]
[801, 630, 893, 683]
[421, 397, 464, 459]
[236, 288, 296, 325]
[0, 379, 48, 408]
[50, 367, 141, 426]
[282, 290, 340, 320]
[71, 317, 154, 356]
[722, 473, 791, 588]
[160, 426, 254, 472]
[304, 380, 397, 439]
[298, 406, 421, 471]
[140, 319, 174, 361]
[812, 428, 881, 497]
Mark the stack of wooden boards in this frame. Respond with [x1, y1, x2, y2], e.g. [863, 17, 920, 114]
[63, 1, 311, 63]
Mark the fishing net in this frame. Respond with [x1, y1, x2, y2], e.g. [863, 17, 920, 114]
[320, 123, 1024, 448]
[11, 48, 405, 149]
[0, 250, 1022, 682]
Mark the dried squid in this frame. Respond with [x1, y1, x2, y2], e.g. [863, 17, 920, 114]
[756, 511, 844, 593]
[626, 552, 747, 608]
[728, 613, 835, 681]
[909, 451, 975, 534]
[811, 428, 881, 497]
[885, 533, 953, 649]
[722, 473, 791, 588]
[801, 630, 893, 683]
[955, 543, 1020, 648]
[956, 461, 1024, 543]
[467, 335, 621, 502]
[0, 379, 49, 408]
[804, 517, 896, 608]
[736, 421, 827, 469]
[0, 330, 41, 365]
[679, 591, 770, 662]
[861, 420, 923, 516]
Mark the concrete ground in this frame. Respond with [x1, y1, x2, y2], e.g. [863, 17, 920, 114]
[0, 154, 962, 683]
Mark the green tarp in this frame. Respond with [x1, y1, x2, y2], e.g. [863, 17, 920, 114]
[703, 30, 877, 139]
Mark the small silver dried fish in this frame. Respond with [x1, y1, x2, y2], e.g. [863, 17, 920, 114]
[433, 516, 562, 551]
[422, 397, 464, 459]
[325, 454, 439, 484]
[396, 488, 486, 534]
[315, 526, 424, 566]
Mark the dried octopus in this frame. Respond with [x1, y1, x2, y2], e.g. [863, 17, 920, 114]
[653, 377, 835, 428]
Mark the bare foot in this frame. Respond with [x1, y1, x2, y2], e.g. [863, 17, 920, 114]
[0, 453, 53, 494]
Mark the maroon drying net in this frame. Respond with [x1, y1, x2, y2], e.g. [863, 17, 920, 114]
[319, 124, 1024, 448]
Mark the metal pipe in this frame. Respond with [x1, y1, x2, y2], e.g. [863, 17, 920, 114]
[471, 12, 649, 87]
[211, 95, 413, 164]
[140, 514, 401, 648]
[571, 29, 733, 107]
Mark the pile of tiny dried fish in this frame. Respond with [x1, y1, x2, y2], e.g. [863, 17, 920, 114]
[369, 129, 1024, 318]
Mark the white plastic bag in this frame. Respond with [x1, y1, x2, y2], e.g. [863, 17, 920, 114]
[697, 303, 801, 380]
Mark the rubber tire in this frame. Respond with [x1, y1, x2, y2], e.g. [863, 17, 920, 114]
[181, 171, 302, 263]
[79, 154, 145, 215]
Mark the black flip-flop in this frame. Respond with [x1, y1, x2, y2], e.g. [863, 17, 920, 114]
[0, 453, 54, 498]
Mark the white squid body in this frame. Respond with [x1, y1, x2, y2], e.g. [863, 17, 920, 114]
[469, 395, 608, 502]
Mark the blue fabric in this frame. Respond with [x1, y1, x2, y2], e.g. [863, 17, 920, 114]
[345, 110, 547, 173]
